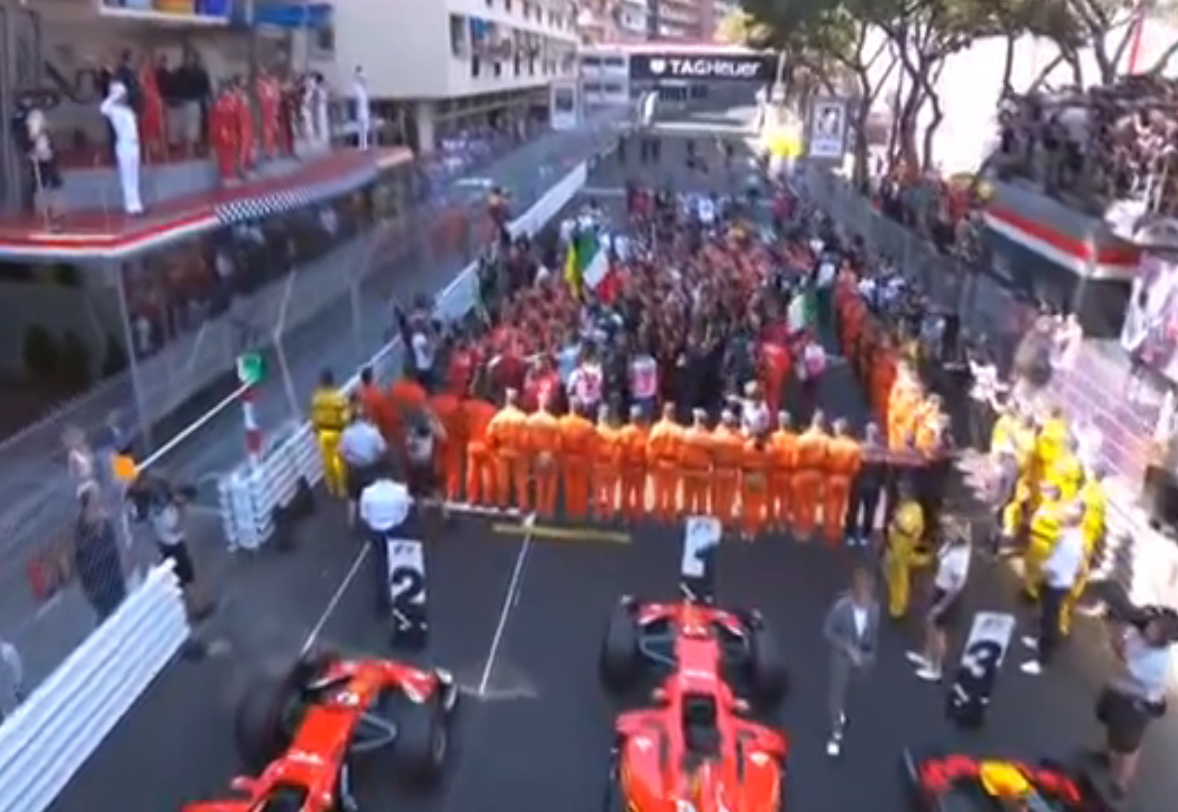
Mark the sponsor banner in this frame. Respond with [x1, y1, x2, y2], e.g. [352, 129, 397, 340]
[807, 98, 848, 159]
[629, 53, 776, 82]
[550, 80, 579, 130]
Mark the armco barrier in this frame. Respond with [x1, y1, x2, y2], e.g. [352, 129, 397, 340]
[0, 563, 189, 812]
[217, 159, 593, 551]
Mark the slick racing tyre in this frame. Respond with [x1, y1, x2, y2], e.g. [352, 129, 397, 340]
[601, 600, 640, 691]
[748, 616, 788, 707]
[235, 668, 306, 773]
[395, 700, 448, 784]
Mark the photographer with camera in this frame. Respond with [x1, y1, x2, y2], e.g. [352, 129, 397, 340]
[134, 474, 213, 621]
[1092, 605, 1174, 799]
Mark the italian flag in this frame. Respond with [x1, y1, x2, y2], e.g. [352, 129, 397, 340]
[787, 287, 817, 335]
[565, 230, 609, 298]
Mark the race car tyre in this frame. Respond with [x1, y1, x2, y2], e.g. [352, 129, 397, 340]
[601, 601, 640, 691]
[395, 700, 448, 784]
[235, 668, 305, 774]
[748, 619, 788, 707]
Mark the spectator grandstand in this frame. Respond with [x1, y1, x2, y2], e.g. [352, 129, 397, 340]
[993, 75, 1178, 219]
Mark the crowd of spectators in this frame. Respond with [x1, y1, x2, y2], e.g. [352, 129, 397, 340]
[993, 75, 1178, 216]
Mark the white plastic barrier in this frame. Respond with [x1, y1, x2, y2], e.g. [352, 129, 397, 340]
[218, 160, 593, 550]
[0, 563, 190, 812]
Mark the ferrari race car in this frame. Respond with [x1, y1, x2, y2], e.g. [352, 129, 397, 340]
[183, 652, 459, 812]
[601, 598, 789, 812]
[600, 596, 788, 705]
[903, 749, 1112, 812]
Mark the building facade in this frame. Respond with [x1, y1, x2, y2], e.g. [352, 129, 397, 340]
[328, 0, 579, 152]
[575, 0, 720, 44]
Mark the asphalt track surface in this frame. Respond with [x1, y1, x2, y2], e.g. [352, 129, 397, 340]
[45, 128, 1178, 812]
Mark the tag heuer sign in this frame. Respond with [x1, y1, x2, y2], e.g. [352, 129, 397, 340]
[630, 54, 775, 82]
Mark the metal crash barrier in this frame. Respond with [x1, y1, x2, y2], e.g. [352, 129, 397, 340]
[217, 158, 598, 551]
[0, 564, 189, 812]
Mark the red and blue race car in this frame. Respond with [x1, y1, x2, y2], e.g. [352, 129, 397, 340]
[903, 749, 1115, 812]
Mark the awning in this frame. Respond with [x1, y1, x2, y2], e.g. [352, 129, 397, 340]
[249, 2, 332, 28]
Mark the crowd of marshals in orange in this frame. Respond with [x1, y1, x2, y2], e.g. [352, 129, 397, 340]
[314, 218, 953, 557]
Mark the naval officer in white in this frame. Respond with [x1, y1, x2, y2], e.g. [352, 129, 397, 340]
[100, 82, 144, 216]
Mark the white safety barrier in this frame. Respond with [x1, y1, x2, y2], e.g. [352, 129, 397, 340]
[218, 160, 593, 550]
[0, 563, 189, 812]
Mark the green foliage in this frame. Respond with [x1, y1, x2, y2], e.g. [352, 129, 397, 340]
[22, 326, 59, 385]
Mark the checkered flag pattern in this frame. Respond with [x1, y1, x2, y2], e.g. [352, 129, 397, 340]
[215, 189, 312, 225]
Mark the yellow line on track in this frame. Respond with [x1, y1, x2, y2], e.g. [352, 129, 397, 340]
[491, 522, 631, 545]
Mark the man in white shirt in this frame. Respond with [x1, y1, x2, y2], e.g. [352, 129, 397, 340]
[1021, 506, 1086, 675]
[1096, 611, 1174, 798]
[908, 532, 971, 682]
[339, 402, 387, 526]
[359, 468, 412, 618]
[100, 82, 144, 215]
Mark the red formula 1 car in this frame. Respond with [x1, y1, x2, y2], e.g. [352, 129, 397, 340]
[903, 749, 1114, 812]
[183, 652, 459, 812]
[600, 597, 789, 812]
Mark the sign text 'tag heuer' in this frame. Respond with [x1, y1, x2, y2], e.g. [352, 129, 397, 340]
[630, 54, 774, 82]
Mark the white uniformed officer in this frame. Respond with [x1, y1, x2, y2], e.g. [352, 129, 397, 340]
[359, 465, 411, 618]
[339, 398, 387, 527]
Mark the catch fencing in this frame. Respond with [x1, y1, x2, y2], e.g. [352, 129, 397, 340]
[0, 118, 622, 703]
[802, 166, 1038, 373]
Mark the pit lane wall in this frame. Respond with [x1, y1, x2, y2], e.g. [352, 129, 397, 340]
[0, 564, 189, 812]
[216, 158, 594, 551]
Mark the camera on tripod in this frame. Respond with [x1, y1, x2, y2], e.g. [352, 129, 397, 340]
[1110, 602, 1178, 646]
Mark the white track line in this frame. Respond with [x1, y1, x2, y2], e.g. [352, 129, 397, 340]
[476, 513, 536, 696]
[301, 543, 370, 655]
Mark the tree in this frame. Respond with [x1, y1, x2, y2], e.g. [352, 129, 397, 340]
[743, 0, 898, 182]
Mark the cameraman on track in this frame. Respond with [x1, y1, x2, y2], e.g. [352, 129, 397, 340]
[130, 474, 213, 621]
[1093, 605, 1175, 799]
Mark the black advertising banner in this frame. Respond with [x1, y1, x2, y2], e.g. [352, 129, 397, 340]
[629, 53, 777, 82]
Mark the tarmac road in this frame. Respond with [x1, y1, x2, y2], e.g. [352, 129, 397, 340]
[32, 123, 1178, 812]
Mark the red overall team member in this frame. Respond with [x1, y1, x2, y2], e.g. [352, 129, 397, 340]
[463, 395, 497, 506]
[824, 419, 862, 545]
[138, 60, 166, 161]
[793, 412, 830, 541]
[210, 86, 239, 181]
[761, 341, 790, 417]
[769, 412, 797, 531]
[234, 79, 255, 173]
[559, 398, 597, 519]
[527, 396, 562, 518]
[386, 376, 427, 453]
[256, 72, 281, 159]
[487, 390, 528, 511]
[429, 388, 465, 502]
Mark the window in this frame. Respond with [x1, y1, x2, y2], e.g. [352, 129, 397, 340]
[604, 56, 625, 68]
[504, 0, 512, 10]
[449, 14, 468, 57]
[581, 55, 601, 66]
[603, 82, 623, 95]
[583, 82, 602, 93]
[312, 24, 334, 56]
